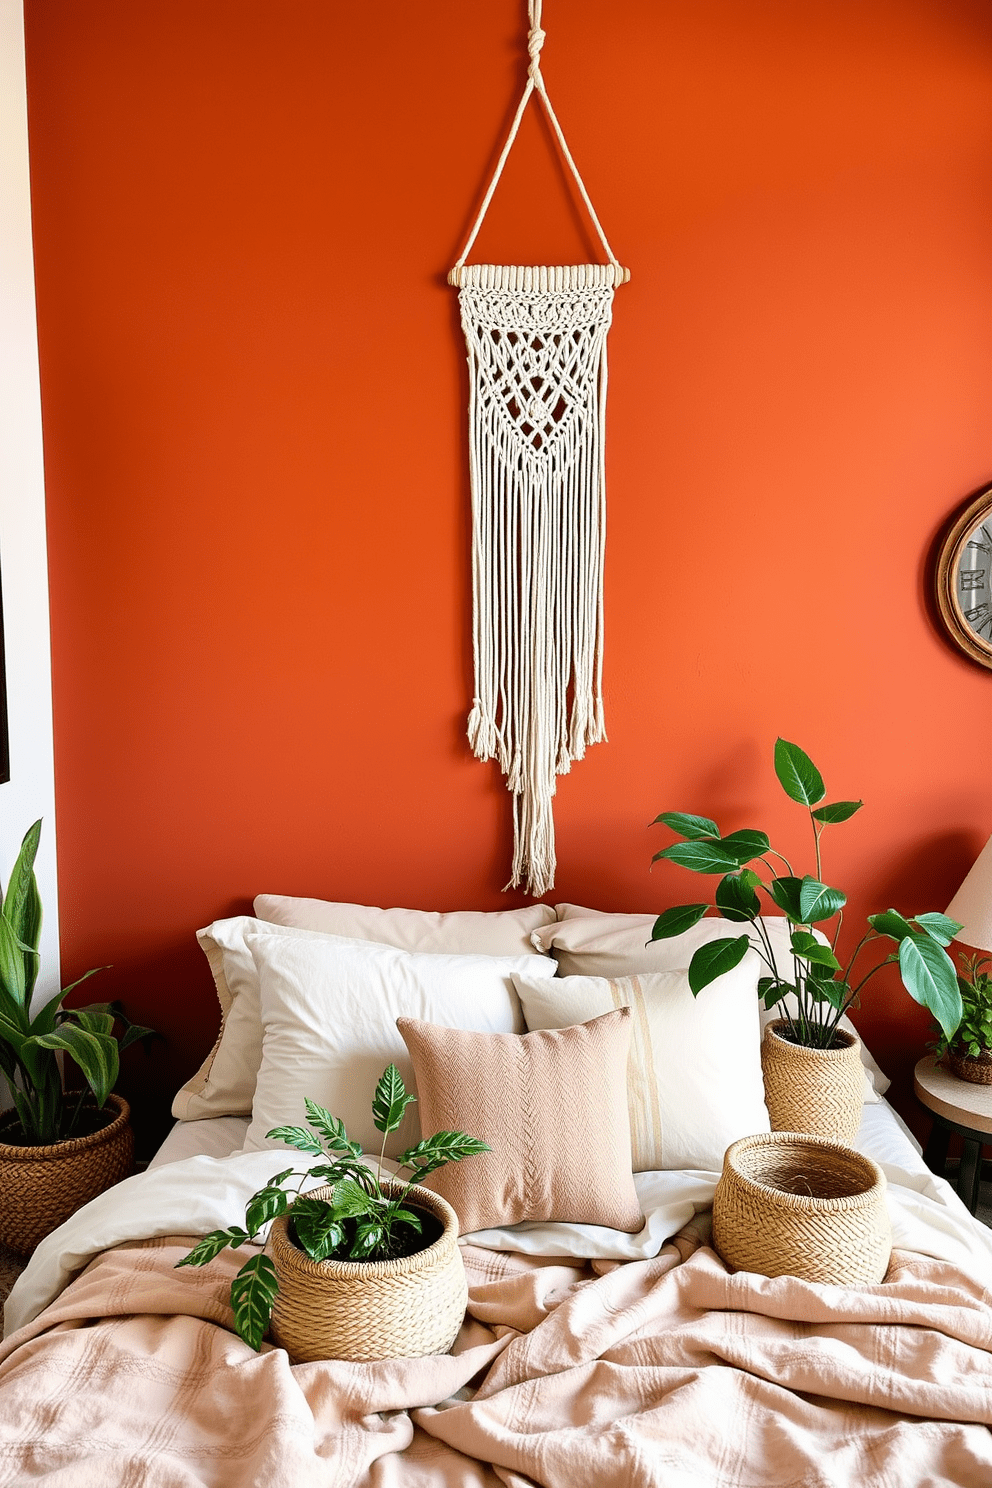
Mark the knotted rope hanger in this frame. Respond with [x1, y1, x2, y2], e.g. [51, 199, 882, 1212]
[450, 0, 629, 897]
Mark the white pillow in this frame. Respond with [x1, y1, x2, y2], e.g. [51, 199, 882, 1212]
[512, 964, 770, 1173]
[173, 904, 557, 1122]
[537, 906, 888, 1102]
[242, 925, 555, 1158]
[254, 894, 556, 954]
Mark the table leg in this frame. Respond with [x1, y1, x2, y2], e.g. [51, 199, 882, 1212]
[958, 1137, 984, 1215]
[923, 1119, 951, 1177]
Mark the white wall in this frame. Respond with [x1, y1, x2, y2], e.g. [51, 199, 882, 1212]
[0, 0, 61, 1007]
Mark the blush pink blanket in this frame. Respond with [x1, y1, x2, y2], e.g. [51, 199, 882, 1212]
[1, 1227, 991, 1487]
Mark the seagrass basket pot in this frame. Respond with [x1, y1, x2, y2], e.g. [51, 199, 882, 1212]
[946, 1046, 992, 1085]
[761, 1020, 863, 1145]
[712, 1131, 891, 1285]
[267, 1180, 468, 1363]
[0, 1094, 133, 1256]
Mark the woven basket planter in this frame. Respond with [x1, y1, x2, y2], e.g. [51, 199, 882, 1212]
[267, 1181, 468, 1363]
[712, 1131, 891, 1285]
[0, 1094, 133, 1256]
[946, 1046, 992, 1085]
[761, 1020, 863, 1145]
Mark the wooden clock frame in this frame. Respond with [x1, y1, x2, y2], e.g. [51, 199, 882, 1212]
[935, 484, 992, 671]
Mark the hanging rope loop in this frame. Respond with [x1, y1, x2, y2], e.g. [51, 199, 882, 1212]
[449, 0, 628, 284]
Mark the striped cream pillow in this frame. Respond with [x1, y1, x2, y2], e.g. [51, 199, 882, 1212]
[511, 963, 770, 1173]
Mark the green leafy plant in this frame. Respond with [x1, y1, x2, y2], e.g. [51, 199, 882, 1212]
[177, 1065, 489, 1350]
[0, 820, 154, 1145]
[933, 952, 992, 1059]
[650, 739, 963, 1049]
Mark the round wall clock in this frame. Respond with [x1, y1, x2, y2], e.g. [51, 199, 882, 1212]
[935, 485, 992, 669]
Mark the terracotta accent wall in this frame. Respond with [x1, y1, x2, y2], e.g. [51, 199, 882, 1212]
[23, 0, 992, 1145]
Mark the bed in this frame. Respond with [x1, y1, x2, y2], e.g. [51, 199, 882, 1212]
[2, 898, 992, 1487]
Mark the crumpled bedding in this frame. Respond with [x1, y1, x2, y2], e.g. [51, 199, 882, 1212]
[1, 1223, 992, 1487]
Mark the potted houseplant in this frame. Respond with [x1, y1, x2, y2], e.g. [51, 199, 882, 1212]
[177, 1065, 489, 1362]
[934, 952, 992, 1084]
[0, 820, 154, 1254]
[650, 739, 963, 1142]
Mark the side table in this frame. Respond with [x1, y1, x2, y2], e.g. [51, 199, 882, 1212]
[914, 1054, 992, 1214]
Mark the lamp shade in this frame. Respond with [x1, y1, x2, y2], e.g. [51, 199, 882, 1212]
[945, 834, 992, 952]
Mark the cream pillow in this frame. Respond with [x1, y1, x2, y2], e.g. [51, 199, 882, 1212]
[512, 963, 770, 1173]
[254, 894, 556, 954]
[397, 1010, 643, 1236]
[173, 903, 556, 1122]
[241, 926, 554, 1158]
[536, 907, 887, 1101]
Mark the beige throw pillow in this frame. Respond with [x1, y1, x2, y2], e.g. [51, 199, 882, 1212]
[512, 965, 770, 1172]
[254, 894, 556, 955]
[397, 1011, 644, 1236]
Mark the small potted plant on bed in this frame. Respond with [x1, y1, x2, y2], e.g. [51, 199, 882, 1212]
[177, 1065, 489, 1362]
[933, 951, 992, 1085]
[650, 739, 963, 1143]
[0, 820, 155, 1254]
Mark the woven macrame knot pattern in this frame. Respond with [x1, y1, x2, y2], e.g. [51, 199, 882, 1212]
[464, 285, 613, 466]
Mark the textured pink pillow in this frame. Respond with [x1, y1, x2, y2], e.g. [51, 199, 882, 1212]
[396, 1010, 643, 1236]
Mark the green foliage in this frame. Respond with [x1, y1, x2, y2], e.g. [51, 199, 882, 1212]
[933, 952, 992, 1059]
[0, 821, 155, 1145]
[650, 739, 964, 1048]
[176, 1066, 490, 1352]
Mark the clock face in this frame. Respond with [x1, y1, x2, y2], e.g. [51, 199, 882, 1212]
[936, 487, 992, 668]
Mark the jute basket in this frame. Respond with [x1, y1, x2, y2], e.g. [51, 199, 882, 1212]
[712, 1131, 891, 1285]
[946, 1046, 992, 1085]
[268, 1181, 468, 1363]
[0, 1094, 133, 1256]
[761, 1020, 863, 1145]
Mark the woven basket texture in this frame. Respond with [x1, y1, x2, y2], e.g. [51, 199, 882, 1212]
[712, 1131, 891, 1285]
[268, 1181, 468, 1363]
[946, 1046, 992, 1085]
[0, 1094, 133, 1256]
[761, 1020, 863, 1145]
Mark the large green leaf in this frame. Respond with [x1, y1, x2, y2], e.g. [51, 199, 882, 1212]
[717, 830, 770, 863]
[230, 1253, 279, 1351]
[687, 935, 751, 995]
[244, 1184, 292, 1238]
[395, 1131, 491, 1180]
[715, 871, 761, 923]
[811, 800, 863, 824]
[651, 812, 720, 840]
[175, 1227, 251, 1268]
[868, 908, 915, 942]
[798, 877, 847, 924]
[2, 821, 41, 944]
[768, 876, 804, 922]
[790, 930, 841, 972]
[290, 1196, 346, 1261]
[0, 914, 27, 1014]
[898, 933, 963, 1041]
[912, 913, 962, 948]
[32, 1024, 118, 1107]
[655, 840, 746, 875]
[650, 904, 710, 940]
[264, 1125, 324, 1156]
[372, 1064, 417, 1136]
[331, 1176, 379, 1219]
[806, 974, 847, 1010]
[303, 1098, 361, 1158]
[774, 739, 825, 806]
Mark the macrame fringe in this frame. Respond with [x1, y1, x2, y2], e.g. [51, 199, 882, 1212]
[458, 277, 613, 896]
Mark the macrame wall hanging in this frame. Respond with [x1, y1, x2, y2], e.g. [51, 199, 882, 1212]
[449, 0, 629, 898]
